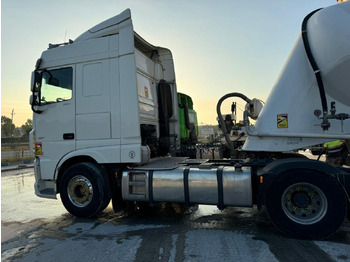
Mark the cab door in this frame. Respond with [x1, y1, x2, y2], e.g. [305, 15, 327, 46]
[33, 66, 75, 180]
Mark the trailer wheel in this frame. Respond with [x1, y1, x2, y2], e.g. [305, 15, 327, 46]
[265, 169, 347, 240]
[60, 162, 110, 218]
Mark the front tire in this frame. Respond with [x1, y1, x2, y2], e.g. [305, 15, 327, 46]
[265, 169, 347, 240]
[60, 162, 110, 218]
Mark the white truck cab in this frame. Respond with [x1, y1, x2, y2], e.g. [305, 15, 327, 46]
[30, 9, 180, 198]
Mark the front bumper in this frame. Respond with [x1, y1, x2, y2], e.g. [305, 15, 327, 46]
[34, 158, 57, 199]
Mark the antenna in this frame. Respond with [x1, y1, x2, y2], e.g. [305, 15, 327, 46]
[64, 29, 67, 42]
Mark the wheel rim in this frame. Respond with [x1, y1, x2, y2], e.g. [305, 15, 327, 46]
[67, 175, 93, 207]
[281, 182, 327, 225]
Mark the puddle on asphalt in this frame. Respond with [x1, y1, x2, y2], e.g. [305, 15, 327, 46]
[1, 172, 67, 223]
[191, 205, 222, 220]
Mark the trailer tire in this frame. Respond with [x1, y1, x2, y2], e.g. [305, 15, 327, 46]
[265, 169, 347, 240]
[60, 162, 110, 218]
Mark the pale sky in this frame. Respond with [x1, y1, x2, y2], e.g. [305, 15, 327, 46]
[1, 0, 336, 126]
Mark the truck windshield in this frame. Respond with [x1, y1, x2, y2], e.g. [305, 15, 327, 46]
[40, 67, 73, 105]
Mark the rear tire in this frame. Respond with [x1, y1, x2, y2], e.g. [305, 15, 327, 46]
[265, 169, 347, 240]
[60, 162, 110, 218]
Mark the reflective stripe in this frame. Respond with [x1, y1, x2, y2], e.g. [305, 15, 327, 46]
[327, 145, 342, 154]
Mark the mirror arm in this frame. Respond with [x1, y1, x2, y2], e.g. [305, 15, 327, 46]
[32, 105, 43, 114]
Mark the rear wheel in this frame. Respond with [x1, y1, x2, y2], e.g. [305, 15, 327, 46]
[265, 169, 347, 240]
[60, 162, 110, 218]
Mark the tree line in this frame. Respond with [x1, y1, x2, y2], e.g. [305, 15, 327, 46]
[1, 116, 32, 140]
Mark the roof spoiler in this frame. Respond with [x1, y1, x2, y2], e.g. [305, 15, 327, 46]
[75, 9, 131, 42]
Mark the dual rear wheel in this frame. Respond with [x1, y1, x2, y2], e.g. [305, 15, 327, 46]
[265, 169, 348, 240]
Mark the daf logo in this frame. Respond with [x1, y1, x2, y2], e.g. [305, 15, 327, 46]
[129, 151, 136, 159]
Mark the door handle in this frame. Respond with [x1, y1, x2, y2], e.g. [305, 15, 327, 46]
[63, 133, 75, 140]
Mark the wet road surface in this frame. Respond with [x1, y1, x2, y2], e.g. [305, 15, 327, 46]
[2, 168, 350, 262]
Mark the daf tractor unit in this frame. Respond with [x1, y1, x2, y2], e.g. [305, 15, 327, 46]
[30, 3, 350, 239]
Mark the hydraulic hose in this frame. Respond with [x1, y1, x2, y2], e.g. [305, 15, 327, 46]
[216, 93, 252, 158]
[301, 8, 330, 130]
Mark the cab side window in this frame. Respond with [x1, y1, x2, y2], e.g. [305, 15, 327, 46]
[40, 67, 73, 105]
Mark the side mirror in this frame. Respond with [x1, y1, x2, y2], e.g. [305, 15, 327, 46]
[30, 72, 35, 92]
[31, 71, 41, 92]
[30, 92, 47, 114]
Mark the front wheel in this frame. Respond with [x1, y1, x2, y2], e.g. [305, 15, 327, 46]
[60, 162, 110, 218]
[265, 169, 347, 240]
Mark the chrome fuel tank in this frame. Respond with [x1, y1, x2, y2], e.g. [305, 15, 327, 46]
[122, 165, 252, 207]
